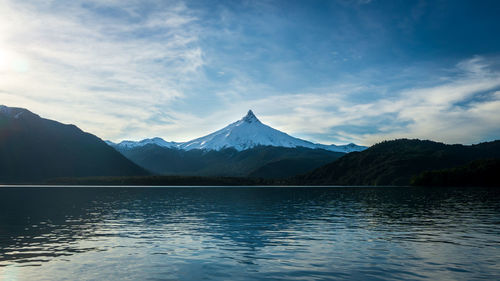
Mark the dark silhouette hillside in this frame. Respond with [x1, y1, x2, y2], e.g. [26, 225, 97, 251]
[411, 159, 500, 187]
[114, 144, 344, 179]
[296, 139, 500, 186]
[0, 106, 148, 183]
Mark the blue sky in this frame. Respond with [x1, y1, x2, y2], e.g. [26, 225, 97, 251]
[0, 0, 499, 145]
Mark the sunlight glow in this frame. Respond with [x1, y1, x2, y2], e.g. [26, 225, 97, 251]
[0, 45, 30, 73]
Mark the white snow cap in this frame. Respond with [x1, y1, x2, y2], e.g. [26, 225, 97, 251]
[0, 105, 28, 119]
[242, 110, 259, 123]
[112, 110, 366, 153]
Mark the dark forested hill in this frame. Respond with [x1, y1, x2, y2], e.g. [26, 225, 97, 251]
[411, 158, 500, 187]
[296, 139, 500, 186]
[113, 144, 344, 178]
[0, 106, 148, 183]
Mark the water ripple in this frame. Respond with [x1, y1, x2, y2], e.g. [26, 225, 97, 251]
[0, 186, 499, 280]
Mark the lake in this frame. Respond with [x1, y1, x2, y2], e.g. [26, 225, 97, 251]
[0, 186, 499, 280]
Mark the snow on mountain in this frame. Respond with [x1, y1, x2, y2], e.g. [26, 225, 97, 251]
[179, 110, 309, 150]
[110, 110, 366, 153]
[315, 143, 367, 153]
[107, 137, 179, 149]
[0, 105, 28, 119]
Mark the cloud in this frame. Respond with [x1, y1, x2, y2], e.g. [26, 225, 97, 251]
[215, 56, 500, 145]
[154, 56, 500, 146]
[0, 1, 498, 146]
[0, 0, 203, 139]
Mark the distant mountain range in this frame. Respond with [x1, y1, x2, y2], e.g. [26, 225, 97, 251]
[0, 105, 148, 183]
[107, 110, 366, 153]
[112, 145, 344, 178]
[295, 139, 500, 186]
[1, 105, 498, 186]
[106, 110, 363, 178]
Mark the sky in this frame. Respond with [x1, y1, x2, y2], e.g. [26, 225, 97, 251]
[0, 0, 499, 146]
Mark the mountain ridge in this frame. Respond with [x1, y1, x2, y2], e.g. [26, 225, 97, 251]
[113, 144, 345, 179]
[294, 138, 500, 186]
[109, 110, 366, 153]
[0, 105, 149, 182]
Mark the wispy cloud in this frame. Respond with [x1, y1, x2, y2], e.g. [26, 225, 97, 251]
[217, 56, 500, 145]
[0, 0, 498, 145]
[0, 0, 202, 138]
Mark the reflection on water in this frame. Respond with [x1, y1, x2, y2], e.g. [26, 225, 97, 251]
[0, 186, 499, 280]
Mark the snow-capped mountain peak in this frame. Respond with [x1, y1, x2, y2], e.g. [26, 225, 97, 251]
[110, 110, 366, 153]
[0, 105, 36, 120]
[178, 110, 300, 151]
[241, 110, 260, 124]
[107, 137, 179, 149]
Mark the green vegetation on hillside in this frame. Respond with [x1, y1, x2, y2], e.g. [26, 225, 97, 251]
[295, 139, 500, 186]
[115, 145, 344, 178]
[0, 107, 148, 183]
[46, 175, 281, 186]
[411, 159, 500, 187]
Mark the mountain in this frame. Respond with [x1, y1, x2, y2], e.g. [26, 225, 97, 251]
[109, 110, 366, 153]
[105, 137, 179, 149]
[295, 139, 500, 186]
[0, 105, 148, 183]
[113, 144, 344, 179]
[107, 110, 363, 178]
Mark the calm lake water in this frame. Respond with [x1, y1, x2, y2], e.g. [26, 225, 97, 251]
[0, 186, 499, 281]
